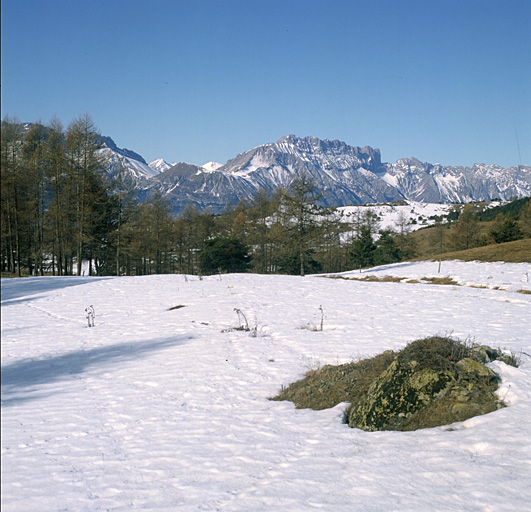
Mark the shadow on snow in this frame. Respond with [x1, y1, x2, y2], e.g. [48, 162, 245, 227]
[1, 335, 188, 406]
[1, 276, 111, 305]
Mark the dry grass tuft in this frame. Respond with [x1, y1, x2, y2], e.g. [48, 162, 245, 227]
[421, 276, 459, 286]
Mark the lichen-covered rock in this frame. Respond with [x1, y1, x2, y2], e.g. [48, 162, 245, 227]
[470, 344, 503, 363]
[348, 359, 455, 431]
[272, 336, 511, 432]
[456, 357, 497, 381]
[347, 347, 503, 431]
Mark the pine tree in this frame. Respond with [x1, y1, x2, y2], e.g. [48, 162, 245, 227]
[350, 225, 377, 270]
[22, 123, 48, 275]
[394, 210, 416, 258]
[198, 237, 251, 274]
[519, 200, 531, 238]
[429, 218, 448, 272]
[489, 214, 523, 244]
[375, 230, 401, 265]
[44, 117, 68, 275]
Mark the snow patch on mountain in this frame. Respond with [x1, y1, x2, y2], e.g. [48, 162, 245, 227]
[149, 158, 175, 174]
[99, 148, 160, 180]
[202, 161, 223, 172]
[99, 132, 530, 216]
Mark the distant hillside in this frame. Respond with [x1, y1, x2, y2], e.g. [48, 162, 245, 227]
[428, 239, 531, 263]
[478, 196, 531, 221]
[412, 234, 531, 263]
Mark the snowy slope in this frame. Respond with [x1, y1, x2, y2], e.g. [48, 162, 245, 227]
[99, 148, 160, 180]
[202, 161, 223, 172]
[2, 262, 531, 511]
[337, 201, 455, 230]
[148, 158, 176, 174]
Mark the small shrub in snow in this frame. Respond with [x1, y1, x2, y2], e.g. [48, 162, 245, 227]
[222, 308, 251, 332]
[298, 305, 324, 332]
[85, 305, 95, 327]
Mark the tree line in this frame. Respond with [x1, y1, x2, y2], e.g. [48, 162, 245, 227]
[3, 115, 529, 277]
[428, 199, 531, 258]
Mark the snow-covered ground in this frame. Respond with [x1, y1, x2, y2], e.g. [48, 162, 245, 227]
[337, 201, 456, 231]
[337, 200, 504, 232]
[2, 261, 530, 511]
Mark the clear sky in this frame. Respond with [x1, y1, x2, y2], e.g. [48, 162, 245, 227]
[2, 0, 530, 168]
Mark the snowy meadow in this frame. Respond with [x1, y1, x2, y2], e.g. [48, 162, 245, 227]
[2, 261, 531, 511]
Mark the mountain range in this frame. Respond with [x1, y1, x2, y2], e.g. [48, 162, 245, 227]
[6, 121, 529, 215]
[101, 134, 530, 215]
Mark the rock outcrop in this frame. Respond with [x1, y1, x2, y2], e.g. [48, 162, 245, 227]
[272, 336, 517, 431]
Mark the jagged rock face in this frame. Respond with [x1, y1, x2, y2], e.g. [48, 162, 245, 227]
[139, 135, 530, 215]
[382, 158, 531, 205]
[4, 122, 529, 215]
[218, 135, 398, 207]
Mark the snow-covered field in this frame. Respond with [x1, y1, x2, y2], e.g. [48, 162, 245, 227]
[337, 201, 455, 230]
[2, 261, 531, 511]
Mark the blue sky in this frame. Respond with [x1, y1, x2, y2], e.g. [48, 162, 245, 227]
[2, 0, 530, 168]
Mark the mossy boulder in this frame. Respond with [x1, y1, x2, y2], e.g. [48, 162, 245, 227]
[347, 355, 500, 431]
[272, 336, 512, 431]
[270, 350, 395, 411]
[348, 360, 455, 431]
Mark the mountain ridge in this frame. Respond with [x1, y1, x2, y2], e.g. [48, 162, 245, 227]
[101, 133, 531, 214]
[4, 121, 529, 215]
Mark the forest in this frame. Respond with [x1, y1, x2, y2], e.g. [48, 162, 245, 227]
[2, 115, 530, 277]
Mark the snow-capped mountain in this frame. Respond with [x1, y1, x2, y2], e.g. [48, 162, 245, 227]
[93, 133, 531, 214]
[98, 135, 148, 166]
[133, 135, 528, 214]
[99, 148, 159, 182]
[381, 157, 531, 204]
[10, 120, 527, 215]
[149, 158, 176, 174]
[217, 134, 398, 204]
[202, 161, 223, 172]
[98, 136, 160, 187]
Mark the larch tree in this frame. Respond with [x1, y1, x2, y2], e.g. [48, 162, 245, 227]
[1, 119, 24, 275]
[279, 175, 322, 276]
[65, 114, 106, 275]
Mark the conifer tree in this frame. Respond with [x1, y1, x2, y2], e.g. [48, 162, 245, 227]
[198, 237, 251, 274]
[44, 118, 68, 275]
[22, 123, 48, 274]
[519, 200, 531, 238]
[394, 210, 416, 258]
[375, 229, 401, 265]
[350, 225, 377, 270]
[279, 175, 322, 276]
[489, 214, 523, 244]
